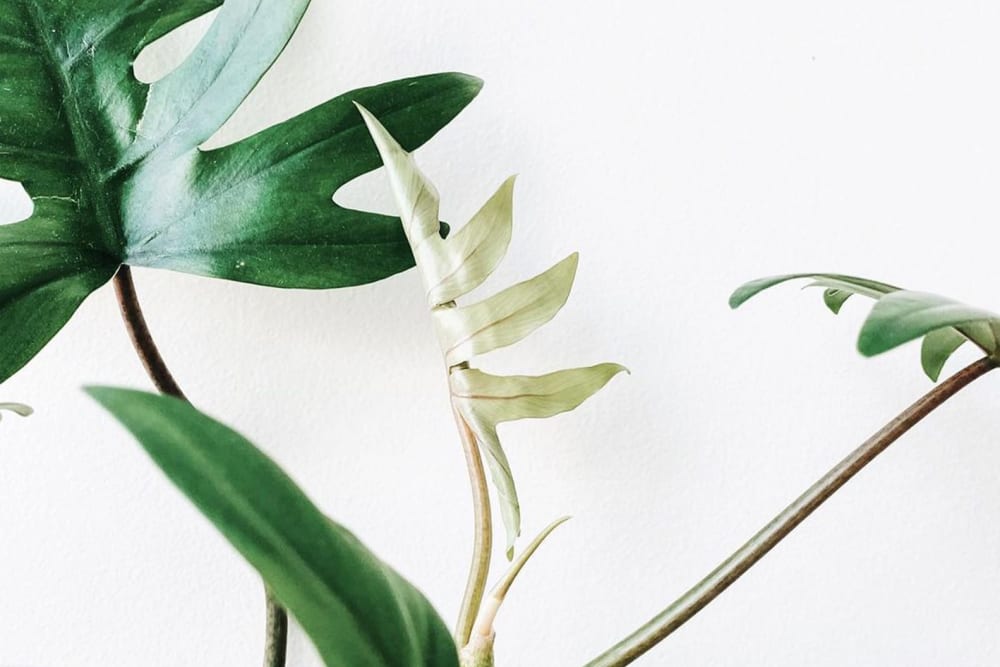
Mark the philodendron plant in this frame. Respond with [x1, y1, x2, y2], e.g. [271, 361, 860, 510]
[4, 1, 998, 666]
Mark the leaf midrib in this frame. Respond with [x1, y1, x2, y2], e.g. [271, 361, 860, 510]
[23, 1, 124, 255]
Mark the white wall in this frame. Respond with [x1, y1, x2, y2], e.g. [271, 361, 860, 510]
[2, 1, 1000, 665]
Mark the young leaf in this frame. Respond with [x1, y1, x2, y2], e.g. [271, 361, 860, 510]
[357, 105, 624, 555]
[87, 387, 458, 667]
[731, 272, 996, 380]
[0, 0, 482, 384]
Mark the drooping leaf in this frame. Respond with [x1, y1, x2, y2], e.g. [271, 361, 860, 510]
[357, 105, 624, 555]
[858, 290, 1000, 358]
[0, 0, 482, 383]
[729, 273, 899, 309]
[921, 328, 969, 382]
[731, 272, 996, 380]
[87, 387, 458, 667]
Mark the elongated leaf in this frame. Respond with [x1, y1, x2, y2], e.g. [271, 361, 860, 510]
[729, 273, 899, 309]
[451, 364, 628, 425]
[730, 272, 998, 381]
[436, 254, 579, 365]
[858, 290, 1000, 357]
[0, 0, 481, 383]
[87, 387, 457, 667]
[358, 107, 623, 554]
[427, 177, 515, 305]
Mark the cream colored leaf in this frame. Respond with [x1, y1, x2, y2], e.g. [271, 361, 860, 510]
[451, 363, 626, 554]
[359, 106, 625, 557]
[451, 364, 627, 425]
[435, 254, 579, 366]
[455, 405, 521, 557]
[427, 176, 515, 305]
[355, 103, 442, 255]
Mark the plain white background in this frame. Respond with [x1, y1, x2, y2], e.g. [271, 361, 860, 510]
[2, 1, 1000, 665]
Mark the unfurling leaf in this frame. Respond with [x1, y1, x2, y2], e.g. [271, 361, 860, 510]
[731, 272, 998, 381]
[357, 105, 624, 555]
[87, 387, 458, 667]
[0, 0, 481, 384]
[461, 516, 571, 666]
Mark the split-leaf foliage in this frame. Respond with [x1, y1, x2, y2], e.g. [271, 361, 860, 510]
[0, 0, 481, 385]
[357, 105, 626, 556]
[731, 273, 1000, 381]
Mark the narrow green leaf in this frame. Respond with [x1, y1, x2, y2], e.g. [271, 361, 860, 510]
[86, 387, 458, 667]
[730, 273, 899, 309]
[921, 328, 969, 382]
[435, 254, 579, 366]
[858, 290, 1000, 357]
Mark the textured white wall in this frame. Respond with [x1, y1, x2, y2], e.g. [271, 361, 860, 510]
[3, 1, 1000, 665]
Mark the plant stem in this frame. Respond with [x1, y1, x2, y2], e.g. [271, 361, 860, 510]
[113, 266, 185, 400]
[113, 265, 289, 667]
[586, 356, 997, 667]
[453, 405, 494, 648]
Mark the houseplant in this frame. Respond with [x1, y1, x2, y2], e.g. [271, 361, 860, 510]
[3, 1, 996, 667]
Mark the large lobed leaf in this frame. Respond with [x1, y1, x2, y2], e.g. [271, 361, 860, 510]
[87, 387, 457, 667]
[0, 0, 481, 384]
[731, 272, 1000, 380]
[357, 105, 625, 555]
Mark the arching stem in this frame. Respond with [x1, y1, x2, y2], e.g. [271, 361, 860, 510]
[586, 356, 997, 666]
[113, 265, 288, 667]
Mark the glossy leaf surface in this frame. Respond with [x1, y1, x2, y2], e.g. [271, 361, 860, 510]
[0, 0, 481, 383]
[358, 105, 624, 554]
[87, 387, 458, 667]
[731, 272, 998, 380]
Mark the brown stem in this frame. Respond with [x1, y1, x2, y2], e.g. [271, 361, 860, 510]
[453, 405, 494, 648]
[586, 356, 997, 667]
[112, 265, 288, 667]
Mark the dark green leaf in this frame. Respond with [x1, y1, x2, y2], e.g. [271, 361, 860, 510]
[0, 0, 481, 382]
[86, 387, 458, 667]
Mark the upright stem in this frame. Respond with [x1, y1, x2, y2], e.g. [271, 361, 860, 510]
[112, 265, 289, 667]
[586, 356, 997, 667]
[453, 406, 494, 648]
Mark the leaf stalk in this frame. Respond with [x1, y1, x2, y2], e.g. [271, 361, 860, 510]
[454, 405, 494, 648]
[112, 265, 288, 667]
[586, 356, 997, 666]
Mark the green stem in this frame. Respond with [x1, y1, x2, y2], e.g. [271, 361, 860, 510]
[113, 265, 289, 667]
[453, 405, 494, 648]
[586, 356, 997, 667]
